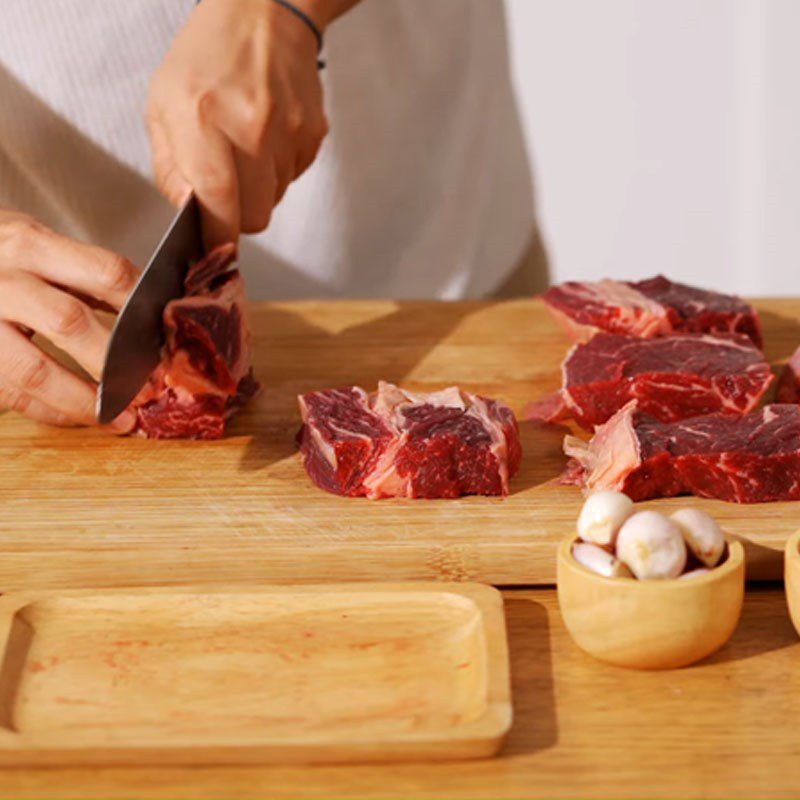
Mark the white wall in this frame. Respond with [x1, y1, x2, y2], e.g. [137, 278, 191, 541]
[507, 0, 800, 296]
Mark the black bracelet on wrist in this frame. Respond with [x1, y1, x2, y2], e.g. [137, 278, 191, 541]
[195, 0, 326, 69]
[270, 0, 326, 70]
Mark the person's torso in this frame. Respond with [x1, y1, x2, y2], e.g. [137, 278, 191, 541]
[0, 0, 535, 299]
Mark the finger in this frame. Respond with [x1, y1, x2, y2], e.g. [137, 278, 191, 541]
[204, 88, 282, 228]
[0, 216, 139, 310]
[158, 98, 241, 250]
[271, 138, 295, 207]
[148, 106, 192, 207]
[0, 379, 134, 433]
[12, 323, 34, 339]
[209, 93, 295, 215]
[49, 284, 116, 315]
[292, 76, 328, 180]
[294, 112, 328, 179]
[102, 407, 138, 436]
[294, 137, 322, 182]
[274, 170, 291, 206]
[232, 147, 276, 234]
[0, 321, 97, 425]
[205, 84, 271, 159]
[0, 272, 111, 381]
[0, 381, 79, 427]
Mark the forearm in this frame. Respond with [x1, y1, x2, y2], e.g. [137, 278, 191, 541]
[292, 0, 362, 32]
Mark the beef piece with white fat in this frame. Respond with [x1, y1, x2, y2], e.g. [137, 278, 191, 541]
[777, 344, 800, 404]
[542, 275, 763, 347]
[527, 332, 773, 429]
[129, 244, 259, 439]
[562, 401, 800, 503]
[298, 382, 521, 499]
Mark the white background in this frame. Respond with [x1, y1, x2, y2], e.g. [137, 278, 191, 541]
[506, 0, 799, 296]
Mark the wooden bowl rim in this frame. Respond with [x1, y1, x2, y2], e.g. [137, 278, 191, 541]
[785, 530, 800, 562]
[559, 535, 744, 591]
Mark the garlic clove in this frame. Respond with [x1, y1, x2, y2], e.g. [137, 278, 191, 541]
[670, 508, 725, 568]
[615, 511, 687, 580]
[680, 568, 711, 580]
[577, 490, 635, 546]
[572, 542, 633, 578]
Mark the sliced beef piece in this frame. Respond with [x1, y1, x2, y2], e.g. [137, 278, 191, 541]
[542, 275, 763, 347]
[297, 387, 396, 496]
[633, 275, 762, 345]
[562, 401, 800, 503]
[542, 279, 672, 341]
[130, 243, 259, 439]
[527, 332, 773, 429]
[776, 345, 800, 404]
[298, 382, 521, 499]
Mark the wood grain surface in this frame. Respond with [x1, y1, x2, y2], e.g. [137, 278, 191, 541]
[0, 298, 799, 588]
[0, 583, 510, 765]
[1, 585, 799, 799]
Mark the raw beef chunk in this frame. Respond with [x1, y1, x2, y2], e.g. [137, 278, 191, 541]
[527, 332, 773, 429]
[130, 244, 259, 439]
[542, 275, 762, 347]
[298, 382, 521, 499]
[776, 345, 800, 404]
[634, 276, 762, 345]
[562, 401, 800, 503]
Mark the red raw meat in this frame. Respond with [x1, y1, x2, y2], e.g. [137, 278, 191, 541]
[130, 244, 259, 439]
[562, 401, 800, 503]
[542, 275, 763, 347]
[776, 345, 800, 404]
[527, 332, 773, 430]
[297, 382, 521, 499]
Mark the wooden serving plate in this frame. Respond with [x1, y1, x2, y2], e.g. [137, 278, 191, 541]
[0, 582, 510, 766]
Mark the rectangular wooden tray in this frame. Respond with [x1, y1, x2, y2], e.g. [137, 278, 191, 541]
[0, 582, 511, 766]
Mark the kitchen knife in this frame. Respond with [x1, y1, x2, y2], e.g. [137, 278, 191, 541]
[97, 194, 203, 425]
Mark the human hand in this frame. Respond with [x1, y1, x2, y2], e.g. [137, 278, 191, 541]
[147, 0, 329, 250]
[0, 211, 139, 431]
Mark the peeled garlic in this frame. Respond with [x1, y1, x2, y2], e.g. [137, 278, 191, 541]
[572, 542, 633, 578]
[577, 490, 634, 546]
[615, 511, 687, 580]
[679, 568, 711, 580]
[670, 508, 725, 568]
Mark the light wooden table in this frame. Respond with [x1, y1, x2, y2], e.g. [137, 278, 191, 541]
[2, 585, 798, 799]
[3, 298, 799, 796]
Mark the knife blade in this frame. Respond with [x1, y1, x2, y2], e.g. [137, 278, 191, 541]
[97, 194, 203, 425]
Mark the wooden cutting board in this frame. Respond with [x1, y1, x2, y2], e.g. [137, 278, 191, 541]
[0, 298, 798, 589]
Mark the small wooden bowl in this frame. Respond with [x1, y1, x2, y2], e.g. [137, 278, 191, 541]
[557, 536, 745, 669]
[784, 530, 800, 636]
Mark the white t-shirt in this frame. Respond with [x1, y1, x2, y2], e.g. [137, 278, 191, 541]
[0, 0, 535, 300]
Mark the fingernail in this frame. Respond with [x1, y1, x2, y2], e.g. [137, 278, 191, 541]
[108, 409, 137, 435]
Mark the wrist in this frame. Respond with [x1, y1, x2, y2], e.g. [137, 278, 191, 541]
[268, 0, 322, 57]
[287, 0, 354, 33]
